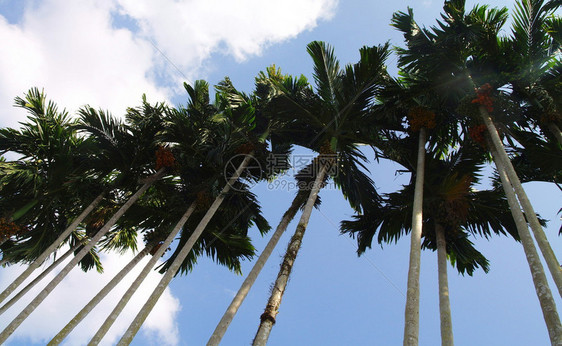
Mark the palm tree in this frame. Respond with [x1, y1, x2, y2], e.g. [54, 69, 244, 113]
[49, 199, 197, 344]
[0, 96, 170, 342]
[342, 142, 518, 346]
[429, 0, 562, 295]
[0, 89, 107, 306]
[114, 79, 272, 345]
[389, 1, 562, 342]
[207, 165, 321, 345]
[487, 136, 562, 343]
[464, 0, 562, 297]
[252, 41, 389, 345]
[207, 66, 310, 345]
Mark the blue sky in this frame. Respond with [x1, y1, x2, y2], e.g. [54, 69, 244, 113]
[0, 0, 561, 345]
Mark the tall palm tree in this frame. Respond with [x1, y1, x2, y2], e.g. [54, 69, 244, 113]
[462, 0, 562, 297]
[252, 41, 389, 345]
[48, 198, 197, 345]
[114, 78, 272, 345]
[207, 164, 321, 345]
[342, 141, 519, 346]
[0, 96, 170, 342]
[389, 1, 562, 342]
[381, 9, 466, 340]
[207, 66, 307, 345]
[487, 136, 562, 343]
[0, 89, 107, 306]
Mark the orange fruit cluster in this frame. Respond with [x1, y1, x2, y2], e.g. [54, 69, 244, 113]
[540, 111, 560, 124]
[236, 142, 255, 154]
[196, 190, 212, 209]
[319, 140, 335, 155]
[472, 83, 494, 113]
[407, 106, 436, 132]
[0, 218, 26, 242]
[155, 146, 176, 170]
[149, 242, 163, 256]
[468, 124, 487, 147]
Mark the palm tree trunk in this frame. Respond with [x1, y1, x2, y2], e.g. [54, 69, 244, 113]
[252, 161, 328, 346]
[0, 169, 164, 343]
[479, 107, 562, 296]
[435, 223, 453, 346]
[87, 201, 197, 345]
[48, 242, 159, 345]
[490, 142, 562, 344]
[0, 192, 105, 305]
[115, 155, 253, 346]
[403, 128, 426, 346]
[547, 122, 562, 146]
[207, 189, 310, 345]
[0, 242, 82, 316]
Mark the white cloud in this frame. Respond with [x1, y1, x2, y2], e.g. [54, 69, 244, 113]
[116, 0, 338, 63]
[0, 245, 181, 346]
[0, 0, 337, 129]
[0, 0, 168, 129]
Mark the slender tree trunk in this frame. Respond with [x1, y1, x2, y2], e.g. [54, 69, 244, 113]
[207, 190, 309, 345]
[479, 107, 562, 296]
[0, 243, 82, 315]
[547, 122, 562, 146]
[115, 156, 253, 346]
[0, 169, 164, 343]
[490, 142, 562, 344]
[87, 201, 197, 345]
[48, 242, 160, 345]
[435, 224, 453, 346]
[0, 192, 105, 305]
[252, 162, 328, 346]
[403, 128, 426, 346]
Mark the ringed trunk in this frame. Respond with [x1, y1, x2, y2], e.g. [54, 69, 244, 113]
[115, 155, 253, 345]
[0, 192, 105, 305]
[0, 242, 82, 315]
[490, 142, 562, 344]
[48, 241, 161, 345]
[0, 169, 164, 343]
[87, 201, 197, 345]
[404, 128, 426, 346]
[480, 107, 562, 296]
[547, 122, 562, 146]
[435, 223, 453, 346]
[207, 190, 309, 345]
[252, 161, 328, 346]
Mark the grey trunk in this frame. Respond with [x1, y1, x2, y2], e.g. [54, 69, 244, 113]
[0, 169, 164, 343]
[0, 242, 82, 315]
[480, 107, 562, 296]
[435, 224, 453, 346]
[0, 192, 105, 305]
[87, 201, 197, 345]
[403, 128, 426, 346]
[547, 122, 562, 146]
[115, 155, 253, 345]
[207, 191, 306, 345]
[252, 162, 328, 346]
[490, 142, 562, 344]
[48, 242, 159, 345]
